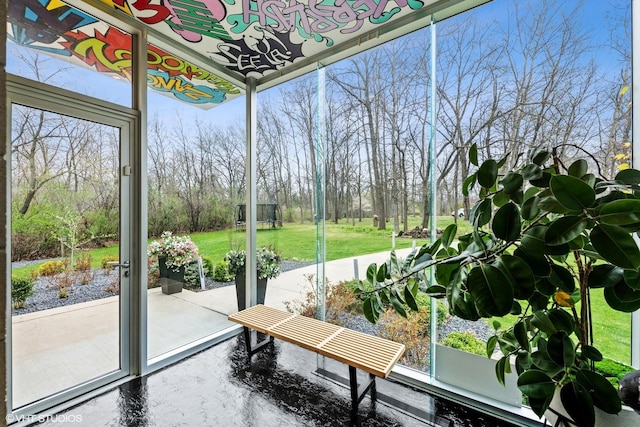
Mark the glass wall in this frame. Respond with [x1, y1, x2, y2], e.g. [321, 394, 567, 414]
[144, 45, 245, 361]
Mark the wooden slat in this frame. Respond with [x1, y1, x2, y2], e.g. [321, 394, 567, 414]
[319, 329, 405, 377]
[228, 305, 406, 378]
[270, 315, 342, 352]
[228, 304, 294, 333]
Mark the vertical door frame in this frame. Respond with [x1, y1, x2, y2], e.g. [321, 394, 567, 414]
[5, 74, 139, 417]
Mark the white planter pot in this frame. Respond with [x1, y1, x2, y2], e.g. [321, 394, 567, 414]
[545, 387, 638, 427]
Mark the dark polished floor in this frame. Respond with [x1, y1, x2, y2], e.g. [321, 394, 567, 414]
[39, 334, 519, 426]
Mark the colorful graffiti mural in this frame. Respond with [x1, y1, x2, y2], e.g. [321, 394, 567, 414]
[99, 0, 426, 78]
[8, 0, 241, 108]
[8, 0, 429, 106]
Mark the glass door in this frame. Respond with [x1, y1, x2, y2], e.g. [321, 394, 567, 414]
[7, 76, 136, 412]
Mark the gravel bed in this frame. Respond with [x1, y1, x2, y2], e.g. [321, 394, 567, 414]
[11, 260, 316, 316]
[12, 257, 494, 349]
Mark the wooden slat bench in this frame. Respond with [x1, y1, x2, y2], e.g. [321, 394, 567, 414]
[228, 304, 405, 411]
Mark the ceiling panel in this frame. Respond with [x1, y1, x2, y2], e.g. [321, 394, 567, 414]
[8, 0, 491, 107]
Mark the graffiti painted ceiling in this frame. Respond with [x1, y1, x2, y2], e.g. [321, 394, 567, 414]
[7, 0, 488, 108]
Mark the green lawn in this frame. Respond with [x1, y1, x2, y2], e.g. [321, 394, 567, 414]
[12, 216, 448, 277]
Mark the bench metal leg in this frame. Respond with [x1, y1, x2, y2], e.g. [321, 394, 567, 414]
[243, 327, 273, 356]
[348, 366, 376, 411]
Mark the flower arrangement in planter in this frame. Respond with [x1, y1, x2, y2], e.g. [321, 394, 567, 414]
[147, 231, 199, 271]
[148, 231, 199, 294]
[225, 247, 281, 280]
[226, 247, 281, 311]
[359, 146, 640, 427]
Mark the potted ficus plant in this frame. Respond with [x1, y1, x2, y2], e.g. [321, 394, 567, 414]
[359, 145, 640, 427]
[226, 247, 281, 311]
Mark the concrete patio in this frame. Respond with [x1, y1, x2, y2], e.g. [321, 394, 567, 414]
[11, 250, 412, 408]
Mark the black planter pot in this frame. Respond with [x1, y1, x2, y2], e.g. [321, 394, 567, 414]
[235, 273, 267, 311]
[158, 256, 185, 294]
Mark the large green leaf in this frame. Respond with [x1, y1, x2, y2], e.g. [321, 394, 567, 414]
[547, 309, 575, 334]
[513, 321, 530, 352]
[517, 370, 555, 400]
[599, 199, 640, 225]
[494, 255, 535, 299]
[514, 247, 551, 278]
[470, 198, 492, 227]
[404, 286, 419, 311]
[492, 203, 521, 241]
[531, 311, 557, 335]
[478, 159, 498, 188]
[575, 369, 622, 414]
[590, 224, 640, 269]
[522, 163, 543, 181]
[466, 265, 514, 316]
[544, 216, 587, 246]
[567, 159, 588, 178]
[363, 297, 379, 323]
[530, 149, 551, 166]
[521, 196, 541, 220]
[547, 332, 575, 368]
[587, 264, 623, 289]
[548, 264, 575, 293]
[538, 196, 571, 213]
[623, 270, 640, 290]
[604, 281, 640, 312]
[561, 383, 595, 427]
[615, 168, 640, 185]
[389, 289, 407, 318]
[522, 225, 570, 257]
[550, 175, 596, 210]
[376, 262, 388, 282]
[501, 172, 523, 195]
[450, 292, 480, 321]
[366, 263, 377, 286]
[441, 223, 457, 249]
[469, 143, 478, 166]
[462, 173, 476, 197]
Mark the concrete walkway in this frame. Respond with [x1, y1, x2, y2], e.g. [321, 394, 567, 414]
[11, 249, 413, 408]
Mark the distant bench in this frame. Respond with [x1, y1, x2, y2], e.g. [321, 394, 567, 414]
[228, 304, 405, 411]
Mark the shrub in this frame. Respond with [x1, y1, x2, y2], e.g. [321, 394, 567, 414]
[441, 331, 486, 356]
[213, 260, 233, 282]
[75, 254, 92, 272]
[378, 308, 431, 368]
[105, 275, 120, 295]
[147, 258, 160, 288]
[595, 358, 635, 389]
[11, 276, 35, 309]
[39, 260, 66, 276]
[284, 276, 361, 322]
[183, 263, 201, 288]
[201, 257, 214, 277]
[414, 293, 449, 326]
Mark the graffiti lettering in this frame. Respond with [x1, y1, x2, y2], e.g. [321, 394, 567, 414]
[148, 69, 226, 104]
[229, 0, 423, 44]
[130, 0, 171, 24]
[61, 27, 240, 96]
[213, 26, 303, 76]
[99, 0, 134, 16]
[8, 0, 97, 46]
[165, 0, 231, 42]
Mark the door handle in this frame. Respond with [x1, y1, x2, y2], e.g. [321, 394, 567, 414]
[107, 261, 130, 277]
